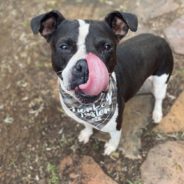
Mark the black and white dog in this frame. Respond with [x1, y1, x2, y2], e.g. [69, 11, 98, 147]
[31, 10, 173, 155]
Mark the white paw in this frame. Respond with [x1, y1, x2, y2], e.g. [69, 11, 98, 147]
[78, 129, 92, 144]
[152, 110, 163, 123]
[103, 142, 117, 155]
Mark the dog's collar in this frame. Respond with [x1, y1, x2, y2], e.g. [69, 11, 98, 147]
[60, 76, 117, 130]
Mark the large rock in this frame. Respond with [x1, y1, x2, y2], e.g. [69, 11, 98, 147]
[126, 0, 179, 22]
[154, 91, 184, 133]
[60, 155, 117, 184]
[120, 94, 153, 159]
[145, 0, 179, 19]
[141, 141, 184, 184]
[164, 16, 184, 55]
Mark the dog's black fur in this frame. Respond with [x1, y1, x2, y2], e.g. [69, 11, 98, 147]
[115, 34, 173, 129]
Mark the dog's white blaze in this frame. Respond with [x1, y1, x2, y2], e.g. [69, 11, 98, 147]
[62, 20, 90, 89]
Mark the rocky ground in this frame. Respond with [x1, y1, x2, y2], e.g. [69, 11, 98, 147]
[0, 0, 184, 184]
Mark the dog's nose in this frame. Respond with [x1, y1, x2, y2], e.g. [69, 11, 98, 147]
[71, 59, 88, 89]
[73, 59, 88, 76]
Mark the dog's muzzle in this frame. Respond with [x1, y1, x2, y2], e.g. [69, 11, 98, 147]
[74, 52, 110, 96]
[70, 59, 89, 89]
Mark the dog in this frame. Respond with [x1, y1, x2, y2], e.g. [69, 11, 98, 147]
[31, 10, 173, 155]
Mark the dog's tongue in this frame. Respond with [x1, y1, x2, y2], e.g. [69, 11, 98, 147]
[79, 52, 109, 96]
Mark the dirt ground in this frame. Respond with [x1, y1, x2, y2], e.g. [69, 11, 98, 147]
[0, 0, 184, 184]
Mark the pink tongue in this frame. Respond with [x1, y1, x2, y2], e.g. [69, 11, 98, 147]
[79, 52, 109, 96]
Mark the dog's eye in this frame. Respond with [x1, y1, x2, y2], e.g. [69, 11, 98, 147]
[103, 43, 112, 51]
[60, 43, 69, 50]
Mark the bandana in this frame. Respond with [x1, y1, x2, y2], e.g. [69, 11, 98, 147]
[60, 76, 117, 130]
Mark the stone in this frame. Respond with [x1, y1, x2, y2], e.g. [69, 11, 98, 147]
[125, 0, 179, 22]
[60, 155, 117, 184]
[141, 141, 184, 184]
[120, 94, 153, 159]
[164, 16, 184, 55]
[81, 156, 117, 184]
[154, 91, 184, 133]
[147, 0, 179, 19]
[60, 156, 73, 174]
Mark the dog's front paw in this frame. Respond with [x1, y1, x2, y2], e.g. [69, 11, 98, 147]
[104, 142, 117, 155]
[78, 128, 93, 144]
[152, 110, 163, 123]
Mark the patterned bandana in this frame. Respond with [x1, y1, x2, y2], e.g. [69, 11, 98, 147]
[60, 76, 117, 130]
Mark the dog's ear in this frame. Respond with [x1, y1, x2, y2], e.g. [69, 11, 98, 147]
[30, 10, 65, 41]
[105, 11, 138, 41]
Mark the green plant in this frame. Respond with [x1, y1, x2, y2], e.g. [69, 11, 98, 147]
[127, 180, 143, 184]
[47, 163, 60, 184]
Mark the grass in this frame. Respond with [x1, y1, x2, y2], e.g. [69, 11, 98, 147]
[155, 132, 184, 141]
[127, 180, 143, 184]
[47, 163, 60, 184]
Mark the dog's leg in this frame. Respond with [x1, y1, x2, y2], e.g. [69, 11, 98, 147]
[104, 130, 122, 155]
[152, 74, 168, 123]
[78, 124, 93, 144]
